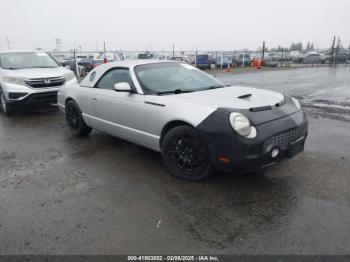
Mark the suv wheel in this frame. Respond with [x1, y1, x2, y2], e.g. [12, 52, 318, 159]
[161, 125, 213, 181]
[0, 90, 14, 116]
[65, 100, 92, 136]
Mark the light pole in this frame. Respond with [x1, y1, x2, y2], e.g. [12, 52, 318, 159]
[55, 38, 62, 51]
[6, 36, 11, 50]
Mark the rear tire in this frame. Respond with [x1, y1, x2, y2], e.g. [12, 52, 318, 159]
[0, 90, 14, 116]
[161, 125, 213, 181]
[65, 100, 92, 136]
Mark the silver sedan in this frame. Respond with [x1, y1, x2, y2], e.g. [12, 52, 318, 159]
[58, 60, 308, 181]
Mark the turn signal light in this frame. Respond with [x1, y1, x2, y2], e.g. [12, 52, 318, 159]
[218, 156, 230, 164]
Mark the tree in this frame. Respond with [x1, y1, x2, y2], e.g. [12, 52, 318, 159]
[298, 42, 303, 51]
[306, 42, 310, 52]
[290, 42, 303, 52]
[310, 43, 314, 50]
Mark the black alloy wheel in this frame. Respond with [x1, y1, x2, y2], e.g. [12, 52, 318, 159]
[161, 125, 213, 181]
[65, 100, 92, 136]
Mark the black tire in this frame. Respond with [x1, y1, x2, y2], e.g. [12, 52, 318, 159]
[65, 100, 92, 136]
[161, 125, 213, 181]
[0, 89, 14, 116]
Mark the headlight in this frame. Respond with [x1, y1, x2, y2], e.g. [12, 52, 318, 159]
[292, 97, 301, 110]
[229, 112, 255, 137]
[64, 72, 76, 82]
[4, 76, 26, 85]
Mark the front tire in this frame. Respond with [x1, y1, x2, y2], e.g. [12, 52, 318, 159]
[65, 100, 92, 136]
[0, 90, 14, 116]
[161, 125, 213, 181]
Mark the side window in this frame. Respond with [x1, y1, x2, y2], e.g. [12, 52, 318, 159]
[96, 68, 133, 90]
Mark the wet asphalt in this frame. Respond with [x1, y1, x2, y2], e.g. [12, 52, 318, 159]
[0, 66, 350, 254]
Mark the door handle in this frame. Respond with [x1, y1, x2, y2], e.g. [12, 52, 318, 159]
[92, 97, 97, 101]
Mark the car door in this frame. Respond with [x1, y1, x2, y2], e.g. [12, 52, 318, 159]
[89, 67, 146, 145]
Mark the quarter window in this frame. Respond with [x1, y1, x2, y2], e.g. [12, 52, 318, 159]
[96, 68, 133, 90]
[89, 71, 96, 82]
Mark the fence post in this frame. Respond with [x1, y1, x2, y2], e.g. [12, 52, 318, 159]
[220, 52, 223, 69]
[281, 49, 284, 67]
[74, 50, 80, 81]
[195, 51, 197, 67]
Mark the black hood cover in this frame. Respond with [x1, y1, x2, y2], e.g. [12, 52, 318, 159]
[220, 96, 299, 126]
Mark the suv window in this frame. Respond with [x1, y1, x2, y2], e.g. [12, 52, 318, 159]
[96, 68, 133, 90]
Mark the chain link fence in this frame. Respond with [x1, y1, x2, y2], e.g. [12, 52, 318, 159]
[48, 49, 350, 78]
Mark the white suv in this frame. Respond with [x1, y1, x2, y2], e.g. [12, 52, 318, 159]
[0, 50, 77, 115]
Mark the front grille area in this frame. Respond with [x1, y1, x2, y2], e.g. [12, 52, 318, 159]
[25, 77, 65, 88]
[30, 91, 58, 101]
[263, 128, 298, 153]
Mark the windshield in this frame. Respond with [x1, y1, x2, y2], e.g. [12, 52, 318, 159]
[0, 52, 60, 69]
[134, 62, 225, 95]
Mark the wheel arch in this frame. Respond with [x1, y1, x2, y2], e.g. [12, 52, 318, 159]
[160, 120, 195, 147]
[65, 97, 76, 105]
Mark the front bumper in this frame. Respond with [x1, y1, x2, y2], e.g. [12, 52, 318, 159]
[1, 77, 77, 105]
[197, 109, 308, 173]
[7, 91, 58, 105]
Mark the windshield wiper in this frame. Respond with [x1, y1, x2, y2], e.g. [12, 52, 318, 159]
[157, 89, 194, 95]
[203, 84, 227, 90]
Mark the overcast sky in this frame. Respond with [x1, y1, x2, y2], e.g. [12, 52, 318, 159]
[0, 0, 349, 52]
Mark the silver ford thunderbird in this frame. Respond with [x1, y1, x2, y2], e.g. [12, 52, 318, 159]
[57, 60, 308, 181]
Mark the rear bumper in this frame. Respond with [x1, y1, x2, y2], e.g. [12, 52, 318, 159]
[197, 109, 308, 173]
[196, 64, 211, 69]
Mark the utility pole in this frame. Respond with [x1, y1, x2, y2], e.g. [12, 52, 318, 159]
[103, 41, 107, 63]
[172, 44, 175, 58]
[55, 38, 62, 51]
[331, 36, 336, 66]
[281, 48, 284, 67]
[220, 52, 223, 69]
[195, 45, 198, 67]
[242, 49, 245, 68]
[262, 41, 265, 60]
[334, 37, 340, 65]
[6, 36, 11, 50]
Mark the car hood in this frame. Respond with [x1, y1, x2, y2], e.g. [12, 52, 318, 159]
[168, 86, 285, 110]
[3, 67, 69, 79]
[147, 86, 299, 126]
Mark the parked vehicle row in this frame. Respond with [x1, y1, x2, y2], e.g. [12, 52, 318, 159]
[57, 57, 86, 76]
[53, 50, 349, 77]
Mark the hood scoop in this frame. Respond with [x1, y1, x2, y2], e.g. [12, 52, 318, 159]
[237, 93, 252, 99]
[248, 96, 287, 112]
[249, 105, 272, 112]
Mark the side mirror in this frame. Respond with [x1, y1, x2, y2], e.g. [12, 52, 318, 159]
[114, 82, 132, 92]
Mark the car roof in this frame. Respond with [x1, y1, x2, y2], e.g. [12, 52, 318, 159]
[79, 59, 178, 88]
